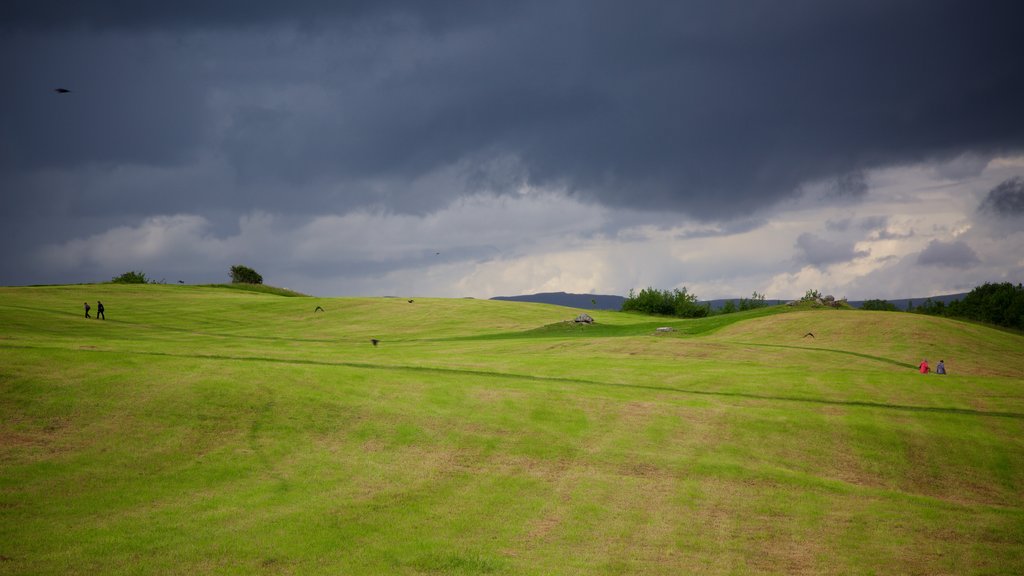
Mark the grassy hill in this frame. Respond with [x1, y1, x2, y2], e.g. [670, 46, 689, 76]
[2, 284, 1023, 575]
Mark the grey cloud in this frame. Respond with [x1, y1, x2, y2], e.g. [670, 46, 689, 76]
[859, 216, 888, 231]
[929, 152, 992, 180]
[916, 239, 980, 268]
[676, 218, 767, 239]
[0, 31, 209, 172]
[876, 229, 914, 240]
[3, 1, 1023, 221]
[794, 233, 869, 268]
[826, 215, 887, 232]
[827, 172, 869, 201]
[978, 176, 1024, 217]
[3, 0, 1024, 288]
[0, 1, 496, 31]
[825, 218, 851, 232]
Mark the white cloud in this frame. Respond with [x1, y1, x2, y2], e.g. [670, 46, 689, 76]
[33, 155, 1024, 299]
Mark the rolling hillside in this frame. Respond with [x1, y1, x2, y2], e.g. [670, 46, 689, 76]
[2, 284, 1023, 575]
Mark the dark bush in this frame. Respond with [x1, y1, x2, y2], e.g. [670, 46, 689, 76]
[622, 286, 708, 318]
[861, 299, 899, 312]
[230, 265, 263, 285]
[111, 271, 149, 284]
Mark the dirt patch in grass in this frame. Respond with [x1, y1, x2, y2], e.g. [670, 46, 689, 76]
[618, 401, 663, 427]
[525, 509, 564, 542]
[468, 387, 527, 405]
[0, 417, 76, 460]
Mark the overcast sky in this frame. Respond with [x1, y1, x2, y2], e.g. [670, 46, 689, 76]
[3, 1, 1023, 300]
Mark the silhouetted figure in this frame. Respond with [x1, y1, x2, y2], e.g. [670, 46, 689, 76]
[54, 88, 71, 94]
[371, 338, 380, 347]
[178, 280, 184, 284]
[803, 332, 814, 338]
[408, 299, 414, 303]
[314, 306, 324, 312]
[936, 360, 946, 375]
[96, 301, 105, 320]
[84, 302, 91, 318]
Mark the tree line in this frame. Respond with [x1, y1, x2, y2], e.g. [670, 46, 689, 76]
[621, 287, 769, 318]
[903, 282, 1024, 331]
[626, 282, 1023, 331]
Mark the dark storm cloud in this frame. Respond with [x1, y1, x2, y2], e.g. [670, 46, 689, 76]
[794, 233, 869, 268]
[917, 239, 980, 268]
[978, 177, 1024, 217]
[0, 1, 494, 31]
[3, 0, 1024, 287]
[4, 1, 1023, 216]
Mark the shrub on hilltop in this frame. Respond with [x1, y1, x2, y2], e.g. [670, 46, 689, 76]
[861, 299, 899, 311]
[111, 270, 150, 284]
[229, 265, 263, 285]
[622, 286, 709, 318]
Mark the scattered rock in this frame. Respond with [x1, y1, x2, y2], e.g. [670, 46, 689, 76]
[574, 313, 595, 324]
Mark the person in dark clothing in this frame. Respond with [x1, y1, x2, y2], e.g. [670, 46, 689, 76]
[936, 360, 945, 375]
[84, 302, 91, 318]
[97, 301, 105, 320]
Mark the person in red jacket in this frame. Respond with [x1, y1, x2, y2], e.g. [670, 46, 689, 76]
[919, 359, 929, 373]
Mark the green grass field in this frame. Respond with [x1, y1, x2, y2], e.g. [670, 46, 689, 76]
[2, 284, 1023, 575]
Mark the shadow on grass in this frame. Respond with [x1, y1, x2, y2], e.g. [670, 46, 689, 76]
[5, 342, 1022, 421]
[736, 342, 917, 370]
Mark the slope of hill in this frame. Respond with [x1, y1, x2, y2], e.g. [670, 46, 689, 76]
[2, 284, 1023, 575]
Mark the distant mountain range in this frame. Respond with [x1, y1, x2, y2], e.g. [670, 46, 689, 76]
[491, 292, 627, 310]
[490, 291, 971, 311]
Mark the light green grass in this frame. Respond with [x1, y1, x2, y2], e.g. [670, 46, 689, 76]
[1, 284, 1023, 574]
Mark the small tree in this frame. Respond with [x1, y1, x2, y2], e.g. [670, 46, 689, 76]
[111, 270, 149, 284]
[739, 291, 768, 311]
[801, 289, 822, 302]
[230, 265, 263, 284]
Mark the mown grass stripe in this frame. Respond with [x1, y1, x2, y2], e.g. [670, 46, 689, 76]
[4, 341, 1021, 421]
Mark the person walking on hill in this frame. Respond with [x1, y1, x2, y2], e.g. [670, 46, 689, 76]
[96, 301, 105, 320]
[936, 360, 945, 375]
[84, 302, 91, 318]
[919, 359, 929, 374]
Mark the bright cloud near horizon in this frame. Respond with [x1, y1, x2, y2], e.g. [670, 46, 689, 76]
[3, 2, 1024, 300]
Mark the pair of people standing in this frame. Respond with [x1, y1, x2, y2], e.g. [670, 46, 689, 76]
[84, 301, 105, 320]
